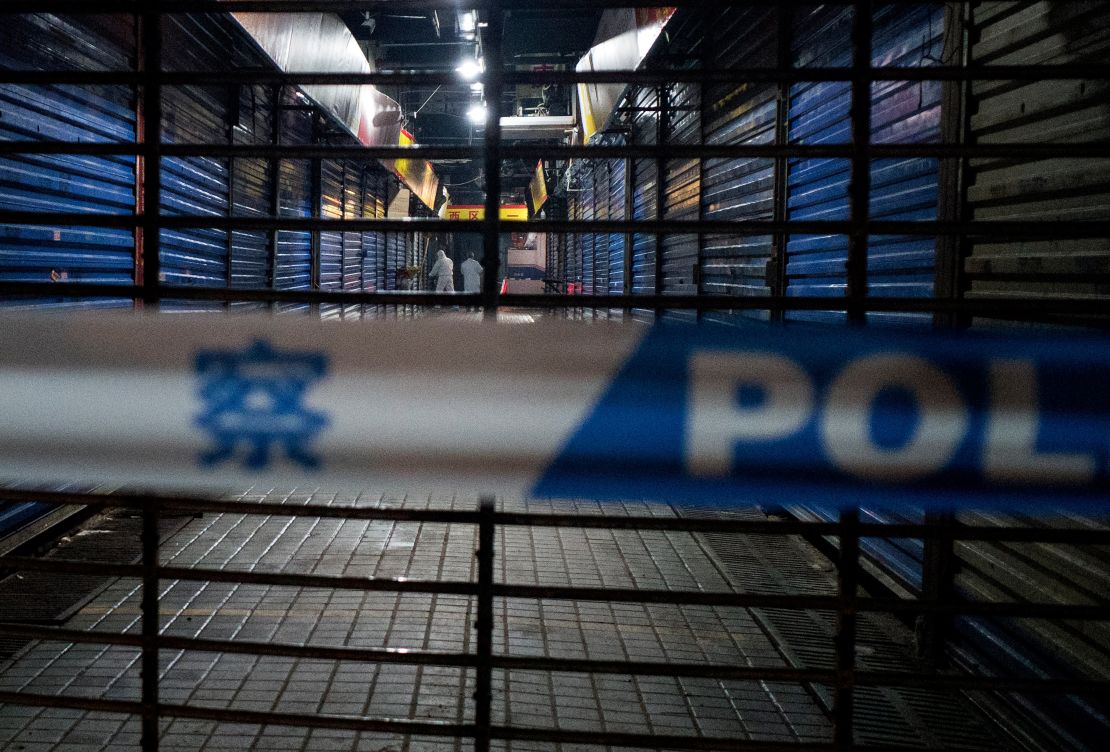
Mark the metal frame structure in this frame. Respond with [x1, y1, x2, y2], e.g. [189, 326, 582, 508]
[0, 1, 1108, 749]
[0, 489, 1106, 752]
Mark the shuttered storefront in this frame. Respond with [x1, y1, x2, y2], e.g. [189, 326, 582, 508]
[661, 80, 700, 313]
[785, 4, 943, 323]
[702, 5, 778, 319]
[273, 101, 314, 312]
[0, 13, 136, 307]
[965, 1, 1110, 326]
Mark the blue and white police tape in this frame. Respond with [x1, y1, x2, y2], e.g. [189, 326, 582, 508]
[0, 313, 1105, 512]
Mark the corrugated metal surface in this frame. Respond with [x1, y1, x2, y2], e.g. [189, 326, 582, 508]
[702, 6, 778, 320]
[580, 165, 597, 295]
[362, 171, 387, 295]
[342, 162, 364, 319]
[273, 102, 313, 312]
[785, 4, 943, 324]
[784, 5, 854, 323]
[318, 158, 344, 319]
[160, 15, 238, 306]
[230, 84, 274, 310]
[607, 155, 627, 295]
[592, 160, 610, 295]
[0, 13, 135, 308]
[630, 86, 658, 310]
[661, 80, 700, 307]
[965, 1, 1110, 326]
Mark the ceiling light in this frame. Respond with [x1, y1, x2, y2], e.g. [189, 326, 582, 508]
[455, 58, 483, 81]
[466, 104, 488, 125]
[470, 81, 484, 94]
[459, 11, 477, 35]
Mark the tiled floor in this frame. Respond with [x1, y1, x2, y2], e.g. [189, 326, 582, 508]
[0, 490, 832, 751]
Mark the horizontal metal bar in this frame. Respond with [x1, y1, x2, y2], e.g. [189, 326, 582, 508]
[163, 702, 476, 737]
[5, 212, 1110, 238]
[6, 142, 1110, 161]
[492, 725, 832, 751]
[492, 584, 837, 609]
[4, 490, 1108, 545]
[490, 655, 836, 682]
[0, 689, 144, 716]
[1, 281, 1109, 318]
[855, 671, 1110, 695]
[2, 66, 1109, 87]
[858, 598, 1110, 620]
[0, 1, 1044, 15]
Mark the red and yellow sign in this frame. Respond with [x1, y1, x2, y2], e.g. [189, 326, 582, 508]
[444, 204, 529, 221]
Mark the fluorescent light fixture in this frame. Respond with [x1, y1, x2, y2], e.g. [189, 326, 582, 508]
[466, 103, 488, 125]
[459, 11, 477, 34]
[455, 58, 483, 81]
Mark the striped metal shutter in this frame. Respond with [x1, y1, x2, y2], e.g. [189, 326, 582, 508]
[580, 166, 596, 295]
[160, 15, 238, 306]
[230, 84, 275, 308]
[318, 158, 344, 318]
[274, 102, 313, 312]
[661, 80, 701, 310]
[965, 1, 1110, 326]
[607, 155, 627, 295]
[630, 87, 658, 298]
[566, 194, 582, 292]
[342, 163, 363, 318]
[362, 171, 387, 295]
[785, 4, 943, 323]
[0, 13, 135, 307]
[702, 6, 778, 318]
[784, 5, 853, 323]
[592, 161, 610, 295]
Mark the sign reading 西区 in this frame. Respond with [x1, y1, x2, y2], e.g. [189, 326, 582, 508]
[0, 315, 1105, 513]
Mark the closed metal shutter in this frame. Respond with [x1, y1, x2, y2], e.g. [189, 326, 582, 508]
[592, 160, 610, 295]
[362, 171, 387, 295]
[273, 101, 313, 312]
[702, 7, 779, 322]
[785, 5, 853, 323]
[342, 163, 363, 319]
[580, 165, 596, 295]
[965, 1, 1110, 325]
[318, 158, 344, 319]
[785, 5, 943, 323]
[607, 155, 627, 295]
[868, 3, 943, 324]
[230, 84, 274, 309]
[661, 80, 700, 308]
[0, 13, 135, 307]
[566, 193, 582, 292]
[160, 15, 237, 305]
[630, 87, 658, 299]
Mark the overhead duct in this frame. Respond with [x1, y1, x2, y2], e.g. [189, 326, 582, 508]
[499, 115, 576, 140]
[225, 10, 441, 210]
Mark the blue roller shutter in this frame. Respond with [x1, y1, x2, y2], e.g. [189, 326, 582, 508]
[229, 84, 274, 303]
[785, 4, 943, 324]
[630, 86, 658, 301]
[702, 5, 777, 320]
[318, 158, 344, 319]
[362, 171, 387, 294]
[566, 193, 582, 293]
[662, 79, 699, 322]
[607, 155, 627, 295]
[592, 160, 610, 296]
[342, 163, 364, 318]
[0, 13, 135, 307]
[580, 166, 596, 295]
[274, 102, 313, 312]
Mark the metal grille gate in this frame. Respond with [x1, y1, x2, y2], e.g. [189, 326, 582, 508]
[0, 2, 1108, 751]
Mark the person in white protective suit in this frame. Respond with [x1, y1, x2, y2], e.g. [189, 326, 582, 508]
[429, 249, 455, 292]
[460, 251, 483, 293]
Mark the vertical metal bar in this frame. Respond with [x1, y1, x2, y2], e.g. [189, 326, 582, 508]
[920, 511, 956, 669]
[474, 496, 496, 752]
[696, 12, 711, 321]
[833, 508, 860, 747]
[310, 115, 322, 303]
[847, 0, 874, 325]
[623, 153, 634, 298]
[935, 2, 971, 329]
[653, 84, 669, 316]
[770, 4, 794, 323]
[266, 85, 283, 295]
[140, 497, 160, 752]
[140, 1, 162, 309]
[481, 3, 505, 317]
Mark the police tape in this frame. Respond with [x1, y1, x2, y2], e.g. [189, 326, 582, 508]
[0, 312, 1106, 512]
